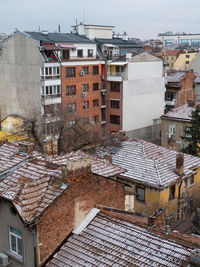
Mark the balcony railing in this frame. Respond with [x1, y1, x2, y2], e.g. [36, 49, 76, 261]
[41, 74, 60, 80]
[41, 94, 61, 99]
[165, 98, 176, 106]
[107, 72, 125, 77]
[62, 56, 97, 61]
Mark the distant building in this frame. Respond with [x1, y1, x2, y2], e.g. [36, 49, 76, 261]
[162, 49, 182, 69]
[174, 51, 197, 70]
[165, 70, 195, 112]
[158, 32, 200, 48]
[161, 101, 196, 151]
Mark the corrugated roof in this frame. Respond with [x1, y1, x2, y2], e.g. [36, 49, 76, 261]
[96, 140, 200, 188]
[96, 38, 143, 48]
[45, 211, 191, 267]
[25, 31, 94, 44]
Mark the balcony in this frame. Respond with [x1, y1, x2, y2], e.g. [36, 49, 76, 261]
[41, 74, 60, 80]
[61, 55, 97, 62]
[41, 94, 61, 105]
[107, 72, 124, 82]
[165, 98, 176, 106]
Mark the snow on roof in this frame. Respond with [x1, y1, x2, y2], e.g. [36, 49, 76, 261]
[45, 211, 191, 266]
[166, 71, 188, 83]
[50, 150, 124, 178]
[96, 140, 200, 188]
[161, 103, 195, 121]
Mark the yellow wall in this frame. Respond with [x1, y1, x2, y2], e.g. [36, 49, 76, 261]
[174, 52, 197, 70]
[164, 55, 176, 70]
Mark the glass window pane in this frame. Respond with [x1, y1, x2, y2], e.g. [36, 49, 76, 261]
[10, 227, 22, 237]
[11, 234, 17, 252]
[17, 237, 22, 256]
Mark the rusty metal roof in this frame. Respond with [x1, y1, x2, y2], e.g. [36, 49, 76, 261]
[50, 151, 124, 178]
[166, 71, 188, 83]
[0, 158, 66, 224]
[45, 211, 191, 267]
[96, 140, 200, 188]
[161, 103, 196, 121]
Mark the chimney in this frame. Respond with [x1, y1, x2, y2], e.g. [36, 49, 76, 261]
[176, 153, 184, 176]
[18, 141, 34, 155]
[188, 99, 195, 107]
[148, 209, 167, 229]
[190, 249, 200, 266]
[104, 155, 112, 164]
[61, 164, 67, 184]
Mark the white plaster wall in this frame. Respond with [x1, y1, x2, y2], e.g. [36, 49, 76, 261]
[70, 43, 96, 58]
[122, 61, 165, 131]
[85, 27, 113, 40]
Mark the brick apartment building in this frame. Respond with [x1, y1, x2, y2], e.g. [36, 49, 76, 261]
[0, 31, 106, 143]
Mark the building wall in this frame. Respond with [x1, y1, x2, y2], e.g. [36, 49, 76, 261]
[0, 32, 43, 120]
[61, 62, 103, 139]
[85, 26, 113, 40]
[190, 52, 200, 72]
[174, 52, 197, 70]
[178, 73, 195, 106]
[122, 61, 165, 133]
[161, 118, 190, 151]
[37, 170, 125, 263]
[0, 200, 35, 267]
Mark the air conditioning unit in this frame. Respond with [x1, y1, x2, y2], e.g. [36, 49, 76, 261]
[0, 253, 10, 267]
[167, 133, 172, 138]
[90, 121, 95, 125]
[101, 75, 105, 80]
[80, 71, 85, 76]
[82, 92, 86, 97]
[101, 92, 106, 95]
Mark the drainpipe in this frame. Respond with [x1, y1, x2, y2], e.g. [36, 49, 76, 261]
[177, 180, 183, 220]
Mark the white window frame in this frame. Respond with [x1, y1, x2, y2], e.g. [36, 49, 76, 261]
[9, 226, 23, 258]
[169, 124, 175, 135]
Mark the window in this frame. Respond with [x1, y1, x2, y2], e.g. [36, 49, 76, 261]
[171, 56, 174, 61]
[66, 85, 76, 96]
[184, 178, 188, 188]
[63, 50, 69, 59]
[77, 49, 83, 58]
[93, 83, 99, 91]
[93, 99, 99, 107]
[135, 186, 145, 202]
[67, 120, 76, 127]
[185, 126, 191, 138]
[66, 67, 76, 78]
[82, 117, 89, 126]
[110, 82, 120, 92]
[110, 100, 120, 109]
[186, 54, 190, 58]
[88, 49, 93, 57]
[190, 175, 194, 185]
[41, 85, 60, 97]
[41, 67, 60, 79]
[110, 115, 120, 125]
[169, 124, 175, 135]
[83, 101, 89, 109]
[165, 91, 176, 101]
[93, 115, 99, 123]
[82, 66, 89, 75]
[67, 103, 76, 112]
[9, 227, 22, 258]
[169, 185, 175, 200]
[186, 61, 190, 64]
[93, 66, 99, 75]
[82, 84, 89, 92]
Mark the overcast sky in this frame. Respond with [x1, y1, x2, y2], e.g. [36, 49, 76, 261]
[1, 0, 200, 40]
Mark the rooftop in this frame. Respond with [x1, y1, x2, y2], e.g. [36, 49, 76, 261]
[43, 208, 194, 267]
[161, 103, 196, 121]
[95, 139, 200, 188]
[0, 157, 65, 224]
[25, 31, 94, 44]
[96, 37, 143, 48]
[166, 71, 189, 83]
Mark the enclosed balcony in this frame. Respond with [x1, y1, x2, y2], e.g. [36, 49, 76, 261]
[107, 62, 127, 82]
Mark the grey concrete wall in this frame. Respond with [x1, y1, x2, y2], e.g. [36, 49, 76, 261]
[190, 52, 200, 73]
[0, 199, 35, 267]
[0, 32, 43, 120]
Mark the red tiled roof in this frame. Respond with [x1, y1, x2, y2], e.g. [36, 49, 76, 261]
[164, 50, 180, 56]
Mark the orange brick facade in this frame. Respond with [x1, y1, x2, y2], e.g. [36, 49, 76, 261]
[61, 63, 104, 139]
[107, 81, 123, 134]
[178, 72, 196, 106]
[37, 168, 125, 263]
